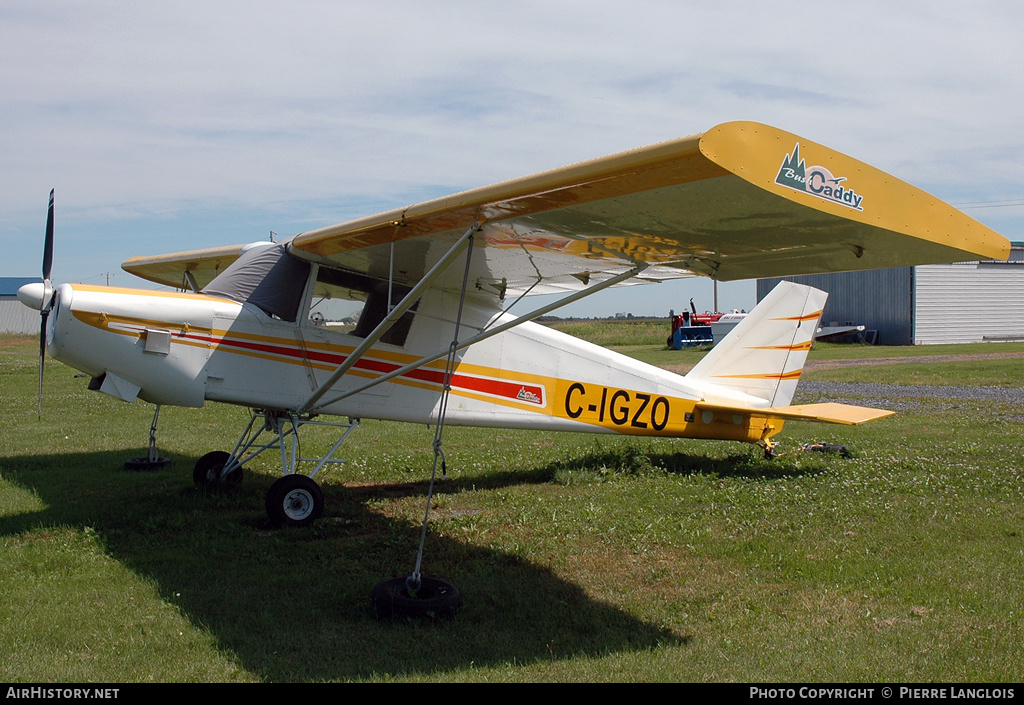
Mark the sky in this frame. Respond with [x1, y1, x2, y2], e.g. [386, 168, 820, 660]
[2, 1, 1022, 317]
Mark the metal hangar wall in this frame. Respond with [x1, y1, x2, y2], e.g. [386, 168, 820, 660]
[756, 244, 1024, 345]
[0, 277, 41, 335]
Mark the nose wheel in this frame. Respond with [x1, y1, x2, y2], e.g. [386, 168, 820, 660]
[266, 474, 324, 527]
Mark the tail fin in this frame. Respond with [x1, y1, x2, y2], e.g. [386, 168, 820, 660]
[686, 281, 826, 407]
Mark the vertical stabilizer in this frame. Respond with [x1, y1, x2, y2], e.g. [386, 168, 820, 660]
[685, 281, 826, 407]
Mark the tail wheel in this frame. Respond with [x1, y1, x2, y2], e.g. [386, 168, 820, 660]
[266, 474, 324, 527]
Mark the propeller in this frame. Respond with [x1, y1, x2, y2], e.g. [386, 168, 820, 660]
[37, 189, 54, 418]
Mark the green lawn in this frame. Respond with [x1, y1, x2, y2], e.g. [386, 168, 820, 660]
[1, 335, 1022, 682]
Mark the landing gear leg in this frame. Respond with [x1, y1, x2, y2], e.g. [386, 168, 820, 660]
[195, 409, 359, 523]
[758, 425, 781, 460]
[124, 404, 172, 471]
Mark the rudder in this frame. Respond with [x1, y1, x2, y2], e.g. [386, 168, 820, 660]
[685, 281, 826, 407]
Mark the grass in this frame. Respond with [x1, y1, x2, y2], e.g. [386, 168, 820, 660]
[1, 334, 1023, 682]
[541, 317, 669, 347]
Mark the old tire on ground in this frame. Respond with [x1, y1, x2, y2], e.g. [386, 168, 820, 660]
[193, 451, 242, 488]
[266, 474, 323, 527]
[370, 576, 463, 620]
[124, 456, 172, 471]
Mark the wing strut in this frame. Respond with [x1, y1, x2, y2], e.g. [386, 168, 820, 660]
[296, 223, 480, 415]
[409, 222, 477, 594]
[303, 262, 649, 415]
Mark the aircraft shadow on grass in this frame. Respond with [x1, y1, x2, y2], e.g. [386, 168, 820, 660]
[0, 447, 805, 680]
[533, 447, 831, 481]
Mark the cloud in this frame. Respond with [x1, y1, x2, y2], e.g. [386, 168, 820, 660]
[1, 0, 1021, 297]
[718, 80, 848, 108]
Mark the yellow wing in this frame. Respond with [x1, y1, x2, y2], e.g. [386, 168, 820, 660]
[121, 243, 249, 290]
[123, 121, 1010, 295]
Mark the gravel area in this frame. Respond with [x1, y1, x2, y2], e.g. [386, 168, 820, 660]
[803, 351, 1024, 371]
[799, 381, 1024, 403]
[659, 352, 1024, 411]
[794, 381, 1024, 416]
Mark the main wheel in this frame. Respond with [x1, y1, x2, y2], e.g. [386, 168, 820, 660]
[193, 451, 242, 488]
[266, 474, 324, 527]
[370, 576, 463, 620]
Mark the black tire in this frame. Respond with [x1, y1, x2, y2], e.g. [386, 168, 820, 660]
[266, 474, 324, 527]
[370, 576, 463, 620]
[192, 451, 242, 488]
[124, 456, 172, 471]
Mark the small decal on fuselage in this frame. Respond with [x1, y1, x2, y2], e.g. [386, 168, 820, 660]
[775, 143, 864, 211]
[517, 387, 543, 404]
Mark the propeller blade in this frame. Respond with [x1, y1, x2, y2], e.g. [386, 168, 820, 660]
[43, 189, 54, 282]
[38, 310, 47, 419]
[38, 189, 54, 419]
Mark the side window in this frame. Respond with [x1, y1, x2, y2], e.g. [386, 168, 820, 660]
[308, 266, 417, 347]
[352, 288, 418, 346]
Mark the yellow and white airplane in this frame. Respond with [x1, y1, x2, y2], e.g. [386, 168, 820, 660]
[18, 121, 1010, 536]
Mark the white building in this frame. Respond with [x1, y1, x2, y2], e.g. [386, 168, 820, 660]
[0, 278, 41, 335]
[757, 243, 1024, 345]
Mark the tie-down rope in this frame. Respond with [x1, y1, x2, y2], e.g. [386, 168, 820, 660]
[407, 231, 475, 594]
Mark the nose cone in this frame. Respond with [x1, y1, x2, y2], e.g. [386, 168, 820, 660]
[17, 282, 46, 310]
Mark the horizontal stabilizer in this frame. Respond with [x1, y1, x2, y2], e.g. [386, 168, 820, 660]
[697, 400, 894, 425]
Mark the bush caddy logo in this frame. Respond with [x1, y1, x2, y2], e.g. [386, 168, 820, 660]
[517, 386, 542, 404]
[775, 143, 864, 211]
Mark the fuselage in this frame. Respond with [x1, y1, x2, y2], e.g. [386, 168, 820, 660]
[34, 281, 785, 445]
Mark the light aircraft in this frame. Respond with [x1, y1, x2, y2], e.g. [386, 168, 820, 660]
[17, 121, 1010, 616]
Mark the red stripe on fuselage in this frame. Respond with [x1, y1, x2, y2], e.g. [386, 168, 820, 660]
[189, 330, 545, 405]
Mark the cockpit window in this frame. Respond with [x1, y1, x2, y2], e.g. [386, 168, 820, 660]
[203, 242, 417, 345]
[312, 266, 417, 346]
[203, 242, 310, 322]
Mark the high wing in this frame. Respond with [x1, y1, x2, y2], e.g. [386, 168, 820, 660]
[121, 243, 249, 291]
[122, 121, 1010, 295]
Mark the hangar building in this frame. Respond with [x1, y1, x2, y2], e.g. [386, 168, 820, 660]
[757, 243, 1024, 345]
